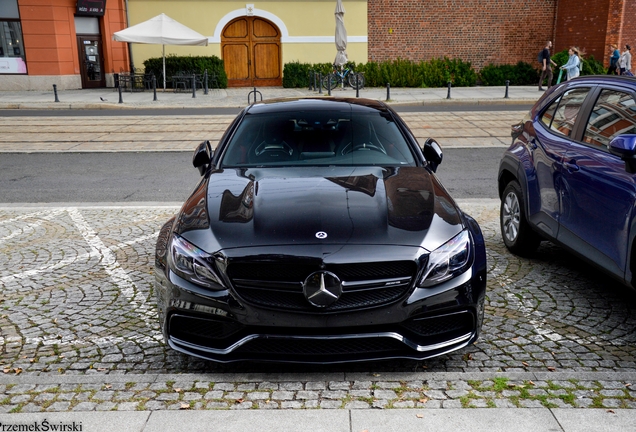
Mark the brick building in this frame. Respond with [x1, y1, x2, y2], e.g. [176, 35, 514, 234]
[368, 0, 634, 69]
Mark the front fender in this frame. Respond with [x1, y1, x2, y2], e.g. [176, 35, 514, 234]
[498, 140, 540, 224]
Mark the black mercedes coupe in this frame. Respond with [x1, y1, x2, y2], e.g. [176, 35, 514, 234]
[155, 97, 487, 363]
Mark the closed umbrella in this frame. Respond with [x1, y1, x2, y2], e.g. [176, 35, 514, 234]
[334, 0, 348, 67]
[113, 13, 208, 91]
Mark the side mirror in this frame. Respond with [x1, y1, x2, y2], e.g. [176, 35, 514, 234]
[608, 134, 636, 173]
[422, 138, 443, 172]
[192, 140, 213, 176]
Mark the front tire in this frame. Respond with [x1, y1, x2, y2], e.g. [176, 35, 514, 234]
[500, 180, 541, 256]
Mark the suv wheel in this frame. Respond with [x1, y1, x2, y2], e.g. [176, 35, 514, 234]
[500, 180, 540, 256]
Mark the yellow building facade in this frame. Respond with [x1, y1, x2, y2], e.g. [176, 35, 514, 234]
[127, 0, 368, 86]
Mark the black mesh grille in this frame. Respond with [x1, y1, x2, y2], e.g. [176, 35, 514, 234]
[401, 312, 474, 338]
[227, 260, 417, 311]
[233, 337, 406, 357]
[170, 315, 244, 347]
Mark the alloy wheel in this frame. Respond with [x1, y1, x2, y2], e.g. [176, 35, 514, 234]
[502, 191, 521, 243]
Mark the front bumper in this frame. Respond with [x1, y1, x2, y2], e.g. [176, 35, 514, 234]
[155, 264, 486, 364]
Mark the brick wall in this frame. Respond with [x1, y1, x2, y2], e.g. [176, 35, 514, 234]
[621, 0, 636, 58]
[368, 0, 557, 70]
[555, 0, 624, 66]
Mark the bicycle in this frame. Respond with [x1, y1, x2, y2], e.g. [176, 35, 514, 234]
[322, 65, 365, 90]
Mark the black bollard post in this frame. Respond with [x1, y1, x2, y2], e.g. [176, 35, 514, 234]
[446, 81, 452, 99]
[204, 70, 209, 95]
[118, 84, 123, 104]
[312, 72, 317, 91]
[152, 75, 157, 101]
[192, 74, 196, 98]
[328, 74, 331, 96]
[504, 80, 510, 98]
[386, 83, 391, 101]
[356, 74, 360, 98]
[52, 84, 60, 103]
[318, 72, 323, 94]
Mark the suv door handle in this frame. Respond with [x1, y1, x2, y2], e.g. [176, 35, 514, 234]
[564, 160, 580, 172]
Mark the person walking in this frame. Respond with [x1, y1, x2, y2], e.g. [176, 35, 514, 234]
[608, 44, 620, 74]
[539, 41, 557, 91]
[619, 44, 632, 75]
[560, 47, 581, 81]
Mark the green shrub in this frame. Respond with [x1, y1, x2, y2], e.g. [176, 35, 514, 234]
[283, 58, 476, 88]
[142, 55, 228, 88]
[479, 62, 539, 86]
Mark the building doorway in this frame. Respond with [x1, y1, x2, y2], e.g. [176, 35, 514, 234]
[77, 36, 105, 88]
[221, 16, 282, 87]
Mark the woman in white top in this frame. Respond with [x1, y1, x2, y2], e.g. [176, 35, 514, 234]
[560, 47, 581, 81]
[619, 44, 632, 75]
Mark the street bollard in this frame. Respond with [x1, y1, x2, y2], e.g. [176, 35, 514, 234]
[356, 75, 359, 98]
[192, 74, 196, 98]
[312, 71, 316, 91]
[152, 75, 157, 101]
[318, 72, 322, 94]
[118, 84, 123, 104]
[447, 81, 452, 99]
[386, 83, 391, 101]
[204, 70, 209, 95]
[504, 80, 510, 98]
[52, 84, 60, 103]
[328, 74, 331, 96]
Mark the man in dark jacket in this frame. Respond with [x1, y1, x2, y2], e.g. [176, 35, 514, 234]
[539, 41, 557, 91]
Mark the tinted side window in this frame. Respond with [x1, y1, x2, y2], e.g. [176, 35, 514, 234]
[583, 90, 636, 148]
[541, 88, 589, 137]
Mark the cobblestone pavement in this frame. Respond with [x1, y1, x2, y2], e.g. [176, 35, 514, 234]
[0, 111, 520, 153]
[1, 201, 636, 412]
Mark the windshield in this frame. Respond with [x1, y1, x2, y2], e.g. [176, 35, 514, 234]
[220, 109, 416, 167]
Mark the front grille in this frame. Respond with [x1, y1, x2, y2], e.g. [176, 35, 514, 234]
[227, 261, 417, 311]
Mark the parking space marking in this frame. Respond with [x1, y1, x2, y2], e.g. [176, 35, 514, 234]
[1, 226, 158, 284]
[67, 208, 157, 329]
[0, 209, 64, 246]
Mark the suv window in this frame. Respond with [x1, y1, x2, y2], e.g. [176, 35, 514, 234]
[540, 88, 590, 137]
[583, 89, 636, 148]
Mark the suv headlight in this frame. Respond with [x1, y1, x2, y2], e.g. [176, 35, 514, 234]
[419, 230, 472, 287]
[168, 234, 225, 290]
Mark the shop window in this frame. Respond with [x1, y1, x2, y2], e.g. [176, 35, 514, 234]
[0, 0, 26, 74]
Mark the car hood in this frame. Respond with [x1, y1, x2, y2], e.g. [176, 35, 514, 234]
[176, 166, 463, 252]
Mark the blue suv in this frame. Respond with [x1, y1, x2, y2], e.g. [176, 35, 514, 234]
[498, 75, 636, 287]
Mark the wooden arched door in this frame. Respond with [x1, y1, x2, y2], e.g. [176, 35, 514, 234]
[221, 16, 282, 87]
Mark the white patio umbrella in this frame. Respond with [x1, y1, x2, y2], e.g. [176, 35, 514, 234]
[334, 0, 348, 67]
[113, 13, 208, 90]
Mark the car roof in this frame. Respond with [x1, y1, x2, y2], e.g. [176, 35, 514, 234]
[560, 75, 636, 87]
[243, 97, 391, 115]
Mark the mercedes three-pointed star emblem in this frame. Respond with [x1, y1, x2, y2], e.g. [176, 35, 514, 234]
[303, 271, 342, 307]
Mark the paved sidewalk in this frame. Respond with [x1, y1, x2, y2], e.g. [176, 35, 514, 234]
[0, 86, 539, 153]
[0, 85, 541, 109]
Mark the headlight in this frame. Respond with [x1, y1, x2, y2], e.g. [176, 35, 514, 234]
[168, 234, 226, 290]
[419, 230, 472, 287]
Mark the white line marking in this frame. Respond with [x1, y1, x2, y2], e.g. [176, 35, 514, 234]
[0, 231, 158, 284]
[0, 209, 65, 246]
[67, 208, 157, 329]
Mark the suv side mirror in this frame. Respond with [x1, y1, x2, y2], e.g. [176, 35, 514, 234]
[608, 134, 636, 173]
[192, 140, 213, 176]
[422, 138, 443, 172]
